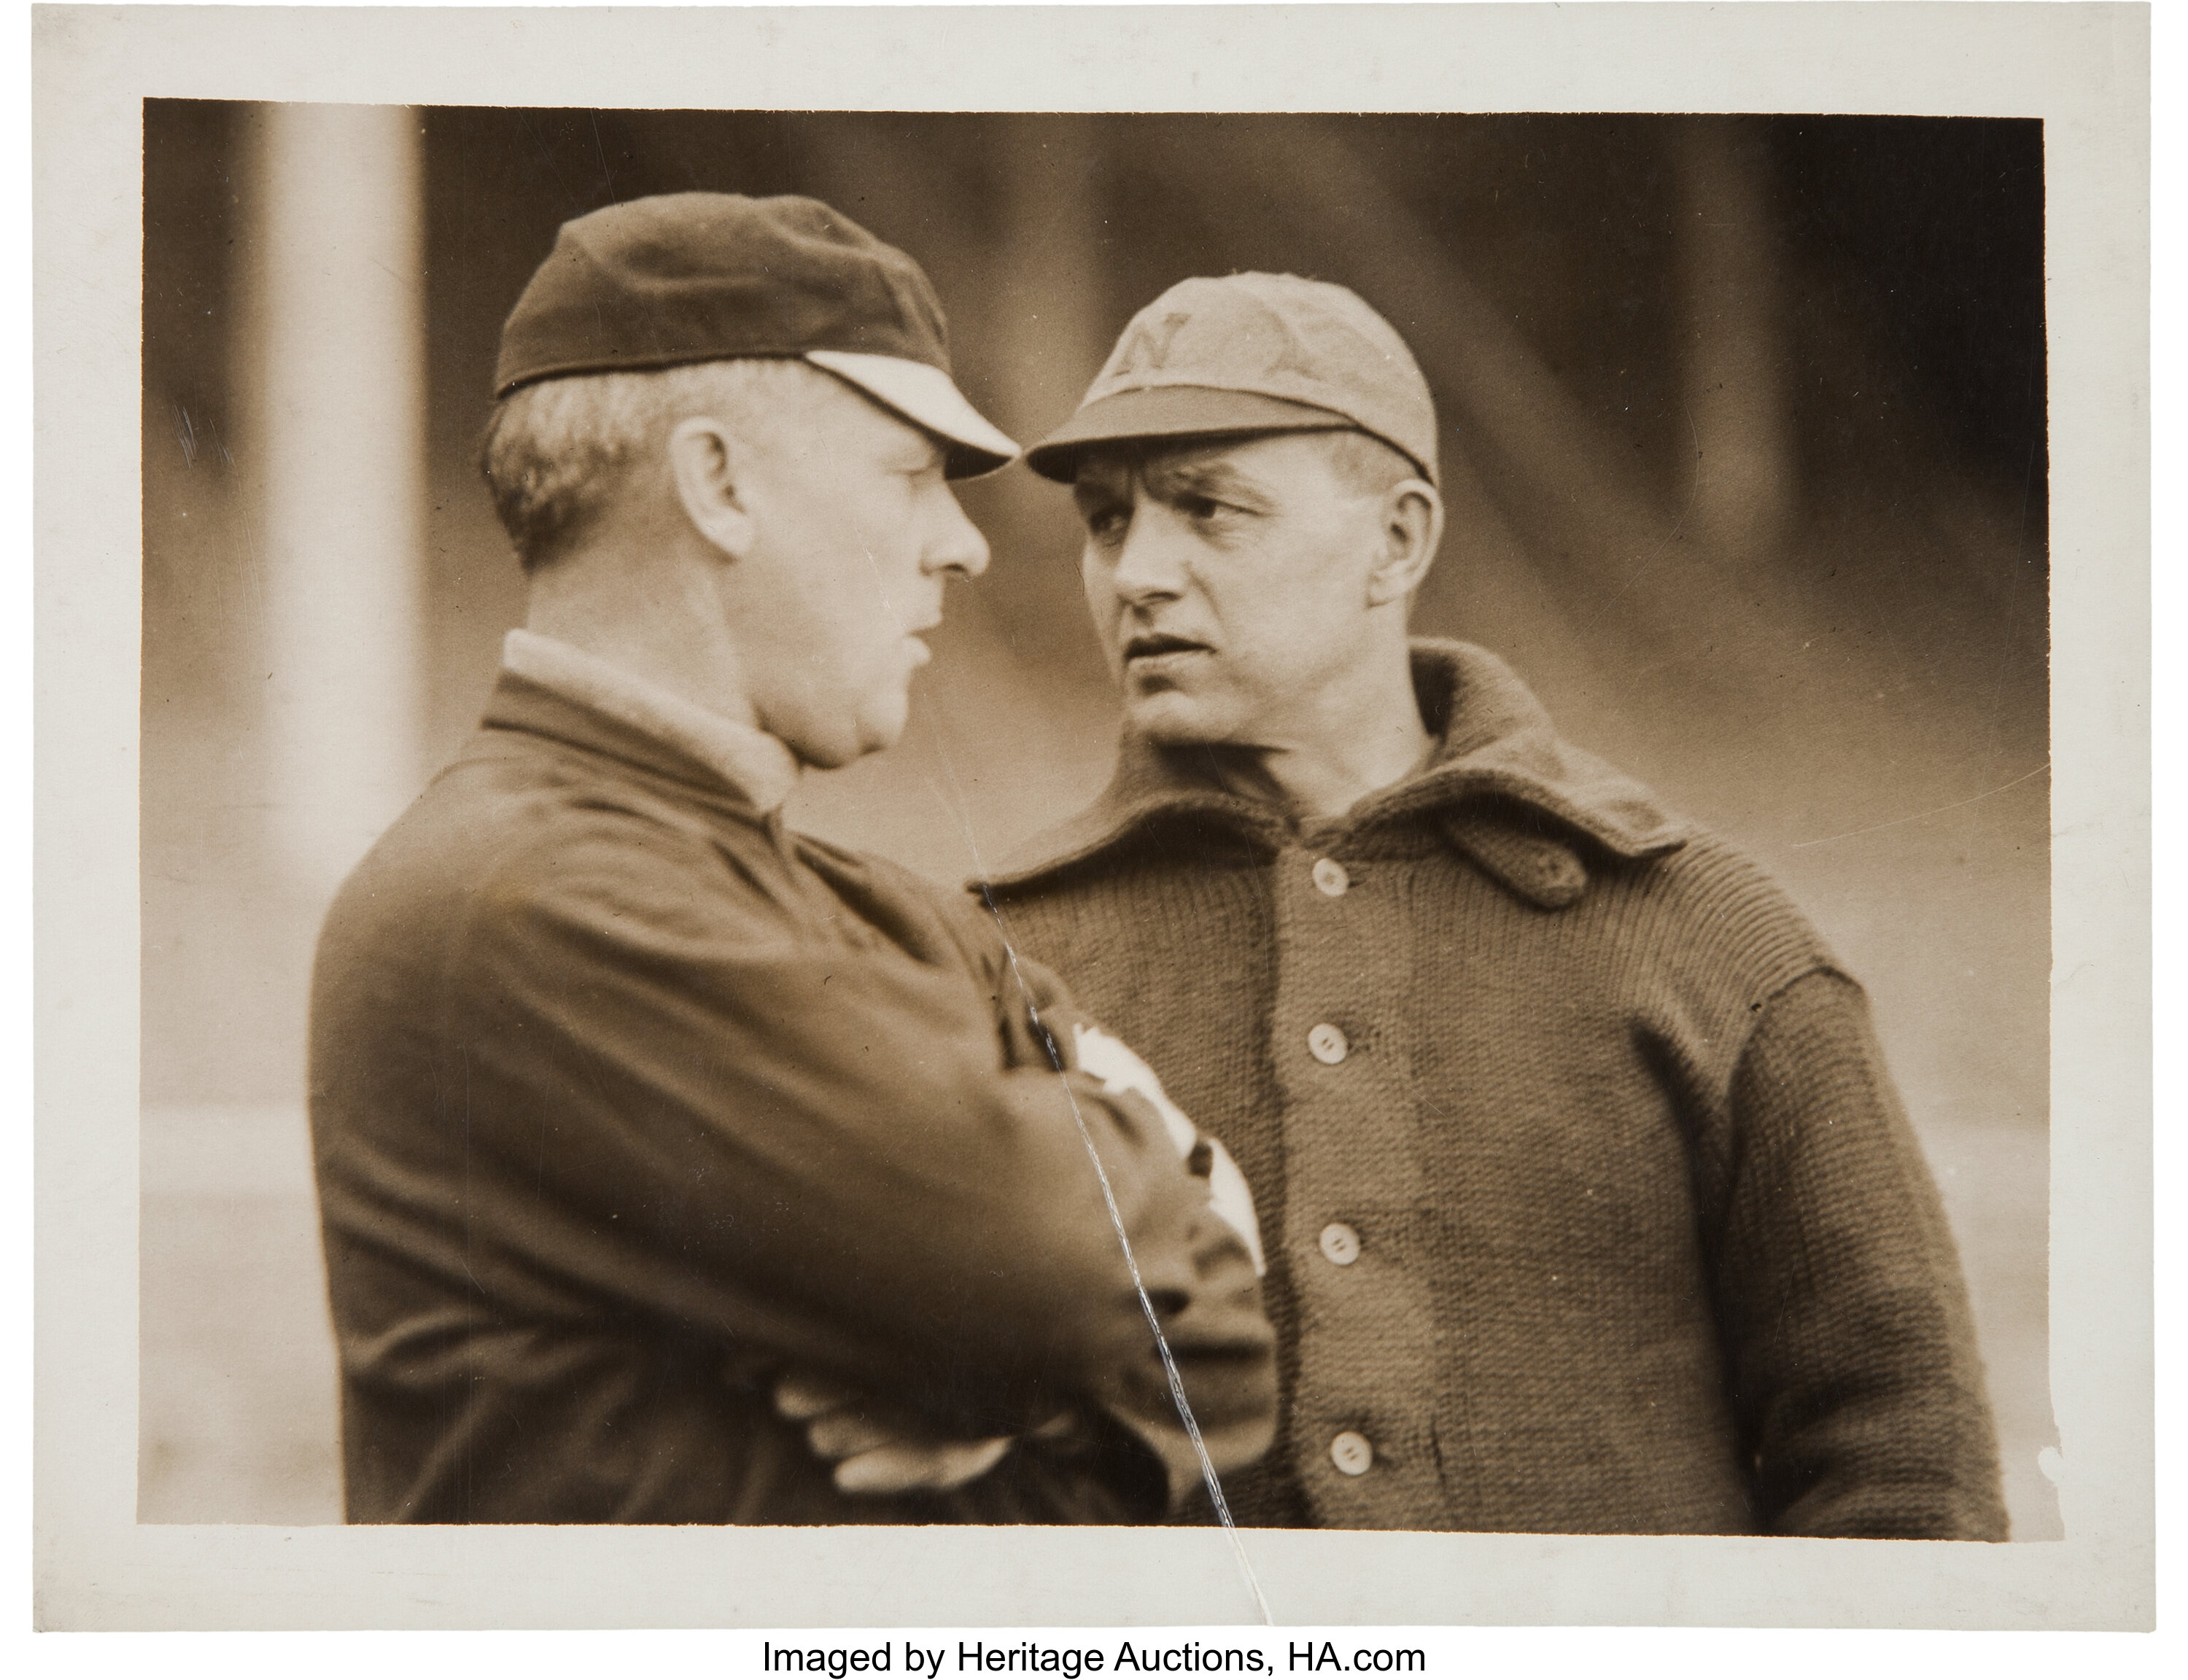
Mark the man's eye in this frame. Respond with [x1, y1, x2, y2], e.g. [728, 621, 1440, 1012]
[1180, 496, 1227, 521]
[1085, 508, 1130, 542]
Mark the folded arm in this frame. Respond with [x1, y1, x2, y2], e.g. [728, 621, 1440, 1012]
[434, 818, 1273, 1460]
[773, 931, 1275, 1506]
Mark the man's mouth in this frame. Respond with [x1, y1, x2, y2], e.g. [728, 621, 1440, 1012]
[1124, 632, 1212, 663]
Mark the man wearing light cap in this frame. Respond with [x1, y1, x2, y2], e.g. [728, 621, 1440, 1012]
[972, 272, 2009, 1536]
[307, 195, 1275, 1524]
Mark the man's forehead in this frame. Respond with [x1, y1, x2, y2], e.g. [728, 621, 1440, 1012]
[794, 368, 948, 467]
[1073, 433, 1303, 493]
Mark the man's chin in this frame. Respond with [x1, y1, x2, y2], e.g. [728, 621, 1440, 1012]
[851, 696, 913, 761]
[775, 700, 908, 771]
[1123, 693, 1233, 747]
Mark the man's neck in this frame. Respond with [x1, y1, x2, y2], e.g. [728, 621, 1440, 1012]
[1195, 651, 1434, 822]
[523, 542, 761, 734]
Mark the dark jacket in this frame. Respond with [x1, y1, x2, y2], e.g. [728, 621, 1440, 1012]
[977, 639, 2008, 1538]
[309, 662, 1276, 1524]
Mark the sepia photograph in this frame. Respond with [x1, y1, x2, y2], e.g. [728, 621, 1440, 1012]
[41, 0, 2152, 1633]
[142, 97, 2052, 1539]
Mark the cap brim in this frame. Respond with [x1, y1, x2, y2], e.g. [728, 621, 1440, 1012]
[804, 351, 1020, 480]
[1023, 387, 1359, 482]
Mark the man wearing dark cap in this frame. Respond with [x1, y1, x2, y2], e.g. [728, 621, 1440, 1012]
[306, 195, 1275, 1525]
[966, 272, 2009, 1536]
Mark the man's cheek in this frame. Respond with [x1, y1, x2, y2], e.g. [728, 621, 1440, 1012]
[1087, 601, 1128, 673]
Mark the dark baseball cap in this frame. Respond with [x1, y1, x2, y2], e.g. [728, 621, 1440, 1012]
[494, 192, 1019, 478]
[1026, 272, 1438, 486]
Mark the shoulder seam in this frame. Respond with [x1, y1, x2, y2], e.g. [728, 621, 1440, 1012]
[1729, 962, 1864, 1073]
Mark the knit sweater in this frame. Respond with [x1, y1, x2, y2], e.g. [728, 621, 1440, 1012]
[977, 639, 2008, 1538]
[308, 637, 1275, 1524]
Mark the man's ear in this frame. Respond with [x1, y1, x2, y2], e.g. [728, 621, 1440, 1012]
[667, 415, 759, 558]
[1365, 479, 1444, 607]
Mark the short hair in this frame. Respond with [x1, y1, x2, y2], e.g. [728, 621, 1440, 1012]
[478, 357, 826, 572]
[1316, 428, 1426, 498]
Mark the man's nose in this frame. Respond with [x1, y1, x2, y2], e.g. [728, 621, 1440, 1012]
[922, 487, 991, 580]
[1109, 510, 1188, 604]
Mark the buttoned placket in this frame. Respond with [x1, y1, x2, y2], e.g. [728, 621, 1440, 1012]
[1268, 839, 1448, 1527]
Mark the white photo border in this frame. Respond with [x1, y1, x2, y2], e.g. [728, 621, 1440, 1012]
[34, 1, 2154, 1632]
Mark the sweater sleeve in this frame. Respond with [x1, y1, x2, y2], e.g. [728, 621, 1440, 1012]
[1714, 968, 2010, 1539]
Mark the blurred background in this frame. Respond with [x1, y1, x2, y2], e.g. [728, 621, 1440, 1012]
[141, 104, 2055, 1534]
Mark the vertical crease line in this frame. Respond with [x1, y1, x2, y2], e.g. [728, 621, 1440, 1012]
[980, 883, 1275, 1628]
[921, 719, 1273, 1624]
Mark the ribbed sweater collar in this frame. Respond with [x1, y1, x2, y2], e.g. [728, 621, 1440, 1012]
[981, 639, 1689, 887]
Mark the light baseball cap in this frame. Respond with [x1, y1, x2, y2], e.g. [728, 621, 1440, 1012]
[493, 192, 1020, 478]
[1025, 272, 1439, 486]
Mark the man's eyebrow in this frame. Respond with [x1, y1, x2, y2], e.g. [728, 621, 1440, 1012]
[891, 436, 948, 472]
[1072, 467, 1134, 509]
[1145, 455, 1272, 508]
